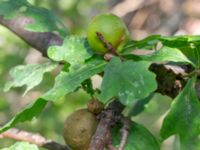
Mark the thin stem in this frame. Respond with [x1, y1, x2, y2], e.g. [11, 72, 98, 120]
[89, 100, 125, 150]
[96, 32, 117, 55]
[118, 117, 131, 150]
[0, 127, 69, 150]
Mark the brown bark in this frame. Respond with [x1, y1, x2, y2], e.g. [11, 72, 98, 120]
[89, 100, 125, 150]
[0, 16, 63, 57]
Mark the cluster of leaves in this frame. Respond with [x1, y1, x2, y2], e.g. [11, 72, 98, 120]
[1, 0, 200, 149]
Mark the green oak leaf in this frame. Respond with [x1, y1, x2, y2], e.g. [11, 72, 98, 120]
[0, 57, 105, 133]
[100, 57, 157, 105]
[0, 58, 105, 132]
[129, 93, 154, 116]
[123, 35, 200, 54]
[1, 142, 39, 150]
[140, 46, 194, 66]
[0, 98, 47, 133]
[48, 36, 94, 67]
[4, 62, 58, 96]
[0, 0, 68, 36]
[122, 35, 161, 54]
[41, 58, 106, 101]
[159, 35, 200, 67]
[177, 46, 200, 67]
[160, 77, 200, 150]
[112, 121, 160, 150]
[160, 35, 200, 48]
[123, 35, 200, 67]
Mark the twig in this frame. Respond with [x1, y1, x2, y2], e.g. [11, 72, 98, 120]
[118, 117, 131, 150]
[107, 144, 117, 150]
[106, 131, 117, 150]
[0, 127, 69, 150]
[89, 100, 125, 150]
[96, 32, 117, 55]
[104, 53, 115, 61]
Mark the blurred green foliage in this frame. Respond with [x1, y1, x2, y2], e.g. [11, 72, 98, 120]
[0, 26, 28, 148]
[28, 0, 109, 35]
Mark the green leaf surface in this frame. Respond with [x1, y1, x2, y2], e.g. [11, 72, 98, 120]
[178, 46, 200, 67]
[41, 58, 106, 101]
[0, 58, 105, 132]
[123, 35, 161, 53]
[0, 0, 68, 36]
[112, 121, 160, 150]
[81, 78, 94, 96]
[1, 142, 39, 150]
[48, 36, 94, 67]
[100, 57, 157, 105]
[4, 62, 58, 96]
[0, 0, 26, 19]
[160, 77, 200, 150]
[123, 35, 200, 52]
[0, 98, 47, 133]
[123, 35, 200, 67]
[160, 35, 200, 48]
[140, 46, 194, 66]
[160, 36, 200, 67]
[130, 93, 154, 116]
